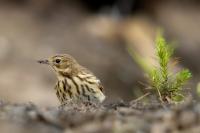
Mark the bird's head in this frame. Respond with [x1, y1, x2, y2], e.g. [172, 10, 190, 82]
[38, 54, 79, 77]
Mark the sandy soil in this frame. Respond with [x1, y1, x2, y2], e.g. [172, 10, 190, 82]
[0, 99, 200, 133]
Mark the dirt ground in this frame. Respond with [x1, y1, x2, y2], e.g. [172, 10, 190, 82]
[0, 99, 200, 133]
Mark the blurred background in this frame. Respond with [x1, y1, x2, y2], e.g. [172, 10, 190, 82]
[0, 0, 199, 106]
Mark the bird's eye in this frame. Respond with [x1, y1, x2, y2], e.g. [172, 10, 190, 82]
[55, 59, 61, 64]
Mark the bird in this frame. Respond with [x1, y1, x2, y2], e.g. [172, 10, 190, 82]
[38, 54, 106, 105]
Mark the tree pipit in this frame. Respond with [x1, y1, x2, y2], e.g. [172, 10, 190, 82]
[38, 54, 106, 105]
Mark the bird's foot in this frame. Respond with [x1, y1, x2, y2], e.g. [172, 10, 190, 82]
[58, 100, 74, 109]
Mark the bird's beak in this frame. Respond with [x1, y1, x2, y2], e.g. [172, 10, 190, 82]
[37, 59, 49, 65]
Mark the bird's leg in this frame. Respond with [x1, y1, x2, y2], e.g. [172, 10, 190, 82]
[82, 101, 98, 108]
[58, 100, 73, 108]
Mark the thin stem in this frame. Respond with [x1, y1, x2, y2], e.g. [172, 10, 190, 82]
[132, 92, 150, 103]
[156, 87, 164, 103]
